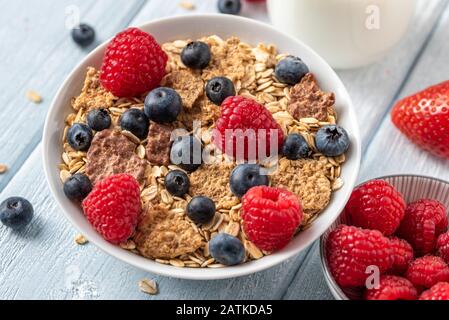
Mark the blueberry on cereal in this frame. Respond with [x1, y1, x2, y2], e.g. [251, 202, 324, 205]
[282, 133, 311, 160]
[206, 77, 236, 105]
[87, 108, 111, 131]
[170, 135, 203, 172]
[67, 123, 93, 151]
[119, 108, 149, 140]
[181, 41, 211, 69]
[71, 23, 95, 47]
[0, 197, 34, 230]
[230, 164, 269, 198]
[315, 125, 350, 157]
[187, 196, 216, 224]
[209, 233, 245, 266]
[144, 87, 182, 124]
[218, 0, 242, 15]
[165, 170, 190, 197]
[275, 55, 309, 85]
[63, 173, 92, 202]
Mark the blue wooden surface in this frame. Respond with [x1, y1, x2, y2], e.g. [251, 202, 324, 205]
[0, 0, 448, 299]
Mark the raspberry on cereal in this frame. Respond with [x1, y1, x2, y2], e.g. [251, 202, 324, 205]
[364, 275, 418, 300]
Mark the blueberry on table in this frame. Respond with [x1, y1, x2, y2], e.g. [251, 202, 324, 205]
[230, 164, 269, 198]
[71, 23, 95, 47]
[0, 197, 34, 230]
[274, 55, 309, 85]
[164, 170, 190, 197]
[67, 123, 93, 151]
[170, 135, 203, 172]
[181, 41, 211, 69]
[187, 196, 216, 224]
[282, 133, 311, 160]
[119, 108, 149, 140]
[206, 77, 236, 105]
[63, 173, 92, 201]
[144, 87, 182, 124]
[87, 108, 111, 131]
[315, 125, 350, 157]
[209, 233, 245, 266]
[218, 0, 242, 15]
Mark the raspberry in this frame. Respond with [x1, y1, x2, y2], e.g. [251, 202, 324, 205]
[389, 237, 414, 275]
[345, 180, 406, 235]
[241, 186, 302, 252]
[406, 256, 449, 289]
[82, 174, 141, 244]
[213, 96, 284, 161]
[437, 231, 449, 264]
[326, 225, 393, 287]
[397, 199, 448, 255]
[100, 28, 167, 98]
[419, 282, 449, 300]
[364, 275, 418, 300]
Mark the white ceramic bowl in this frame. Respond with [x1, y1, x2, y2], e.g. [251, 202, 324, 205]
[320, 175, 449, 300]
[43, 14, 361, 280]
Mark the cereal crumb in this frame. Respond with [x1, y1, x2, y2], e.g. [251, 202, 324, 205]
[179, 1, 195, 10]
[162, 70, 203, 109]
[26, 90, 42, 104]
[75, 234, 88, 245]
[139, 278, 158, 295]
[0, 164, 7, 174]
[287, 73, 335, 121]
[134, 205, 203, 259]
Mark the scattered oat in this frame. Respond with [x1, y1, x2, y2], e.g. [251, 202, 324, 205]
[74, 234, 88, 245]
[179, 1, 195, 10]
[332, 177, 344, 191]
[139, 279, 158, 295]
[0, 164, 7, 174]
[26, 90, 42, 104]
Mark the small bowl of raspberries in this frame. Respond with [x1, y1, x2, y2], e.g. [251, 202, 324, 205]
[321, 175, 449, 300]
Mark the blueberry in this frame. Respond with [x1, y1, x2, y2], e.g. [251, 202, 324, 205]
[87, 108, 111, 131]
[282, 133, 311, 160]
[164, 170, 190, 197]
[63, 173, 92, 201]
[187, 196, 216, 224]
[71, 23, 95, 47]
[170, 135, 203, 172]
[206, 77, 236, 105]
[315, 125, 350, 157]
[274, 55, 309, 85]
[181, 41, 211, 69]
[144, 87, 182, 124]
[229, 164, 269, 198]
[218, 0, 242, 15]
[119, 108, 149, 140]
[209, 233, 245, 266]
[0, 197, 34, 230]
[67, 123, 93, 151]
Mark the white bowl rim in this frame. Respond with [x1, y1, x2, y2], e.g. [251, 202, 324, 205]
[319, 174, 449, 300]
[43, 13, 361, 280]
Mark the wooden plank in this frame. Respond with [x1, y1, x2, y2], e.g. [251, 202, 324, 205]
[284, 0, 449, 300]
[0, 0, 146, 192]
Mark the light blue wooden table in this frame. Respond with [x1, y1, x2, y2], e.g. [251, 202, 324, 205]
[1, 0, 448, 300]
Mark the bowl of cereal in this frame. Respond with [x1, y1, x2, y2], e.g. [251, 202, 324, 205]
[43, 14, 361, 280]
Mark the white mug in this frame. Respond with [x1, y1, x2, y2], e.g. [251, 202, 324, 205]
[267, 0, 417, 69]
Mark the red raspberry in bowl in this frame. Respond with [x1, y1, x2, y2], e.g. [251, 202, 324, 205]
[326, 225, 393, 287]
[82, 174, 142, 244]
[344, 180, 406, 236]
[437, 231, 449, 264]
[364, 275, 418, 300]
[241, 186, 302, 252]
[397, 199, 448, 256]
[100, 28, 168, 97]
[419, 282, 449, 300]
[389, 237, 414, 275]
[213, 96, 284, 161]
[406, 255, 449, 289]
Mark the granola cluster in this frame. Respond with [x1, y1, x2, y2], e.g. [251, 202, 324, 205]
[59, 35, 345, 268]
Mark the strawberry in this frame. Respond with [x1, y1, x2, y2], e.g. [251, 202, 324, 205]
[391, 81, 449, 158]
